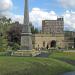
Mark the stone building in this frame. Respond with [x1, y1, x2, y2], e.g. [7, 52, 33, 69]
[42, 18, 64, 34]
[32, 18, 65, 49]
[8, 20, 75, 50]
[32, 34, 64, 49]
[64, 31, 75, 49]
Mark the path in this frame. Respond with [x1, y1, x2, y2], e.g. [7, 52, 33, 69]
[35, 52, 49, 57]
[58, 58, 75, 65]
[62, 72, 75, 75]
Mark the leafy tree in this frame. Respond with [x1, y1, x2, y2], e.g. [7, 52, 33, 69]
[0, 36, 8, 52]
[0, 17, 12, 52]
[31, 25, 35, 34]
[12, 43, 20, 51]
[30, 22, 39, 34]
[0, 17, 12, 33]
[7, 22, 22, 49]
[34, 28, 39, 34]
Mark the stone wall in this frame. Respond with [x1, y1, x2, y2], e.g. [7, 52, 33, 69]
[32, 34, 65, 49]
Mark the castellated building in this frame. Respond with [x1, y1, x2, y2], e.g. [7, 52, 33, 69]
[42, 18, 64, 34]
[32, 18, 65, 49]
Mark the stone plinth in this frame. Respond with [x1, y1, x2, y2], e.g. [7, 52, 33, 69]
[21, 33, 32, 50]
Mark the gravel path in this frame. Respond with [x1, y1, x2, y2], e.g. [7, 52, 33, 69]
[59, 58, 75, 75]
[35, 52, 49, 57]
[57, 58, 75, 65]
[62, 72, 75, 75]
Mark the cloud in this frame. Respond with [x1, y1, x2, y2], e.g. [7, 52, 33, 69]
[8, 8, 57, 29]
[0, 0, 75, 31]
[1, 12, 24, 24]
[0, 0, 13, 11]
[12, 15, 24, 24]
[13, 8, 75, 31]
[63, 10, 75, 31]
[29, 8, 57, 28]
[7, 8, 57, 29]
[59, 0, 75, 8]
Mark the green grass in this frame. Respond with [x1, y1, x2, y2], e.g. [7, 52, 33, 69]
[0, 56, 74, 75]
[49, 52, 75, 60]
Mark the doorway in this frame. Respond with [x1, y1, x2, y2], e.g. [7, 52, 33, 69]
[51, 40, 56, 47]
[74, 38, 75, 48]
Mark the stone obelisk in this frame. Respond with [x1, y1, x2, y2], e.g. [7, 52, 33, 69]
[21, 0, 32, 50]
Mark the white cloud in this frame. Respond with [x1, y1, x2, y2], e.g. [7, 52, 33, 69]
[59, 0, 75, 8]
[29, 8, 75, 31]
[12, 15, 24, 24]
[8, 9, 75, 31]
[29, 8, 57, 28]
[63, 10, 75, 31]
[0, 0, 75, 31]
[9, 8, 57, 28]
[0, 0, 13, 11]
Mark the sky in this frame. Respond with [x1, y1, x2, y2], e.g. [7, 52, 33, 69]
[0, 0, 75, 31]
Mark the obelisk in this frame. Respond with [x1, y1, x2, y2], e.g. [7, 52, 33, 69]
[21, 0, 32, 50]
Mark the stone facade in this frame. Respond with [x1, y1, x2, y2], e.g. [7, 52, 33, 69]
[42, 18, 64, 34]
[32, 34, 65, 49]
[64, 31, 75, 48]
[32, 18, 65, 49]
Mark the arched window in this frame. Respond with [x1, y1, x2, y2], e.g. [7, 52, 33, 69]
[43, 41, 45, 47]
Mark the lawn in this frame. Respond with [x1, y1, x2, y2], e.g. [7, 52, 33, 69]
[49, 52, 75, 60]
[49, 51, 75, 66]
[0, 56, 74, 75]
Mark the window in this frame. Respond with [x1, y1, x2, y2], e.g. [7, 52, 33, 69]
[43, 41, 45, 47]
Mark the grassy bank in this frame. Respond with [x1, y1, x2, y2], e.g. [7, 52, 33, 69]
[0, 56, 74, 75]
[49, 52, 75, 60]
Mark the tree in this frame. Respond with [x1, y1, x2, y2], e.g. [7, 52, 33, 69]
[12, 43, 20, 51]
[0, 17, 12, 33]
[0, 17, 12, 52]
[29, 22, 39, 34]
[0, 35, 8, 52]
[7, 22, 22, 50]
[31, 25, 35, 34]
[34, 28, 39, 34]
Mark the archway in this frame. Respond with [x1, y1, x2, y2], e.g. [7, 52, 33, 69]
[74, 38, 75, 48]
[51, 40, 56, 47]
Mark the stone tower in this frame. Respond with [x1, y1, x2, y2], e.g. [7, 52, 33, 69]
[21, 0, 32, 50]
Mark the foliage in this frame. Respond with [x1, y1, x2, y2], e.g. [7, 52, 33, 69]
[31, 25, 35, 34]
[12, 43, 20, 51]
[7, 22, 21, 48]
[0, 17, 12, 33]
[0, 36, 8, 52]
[0, 52, 11, 56]
[34, 27, 39, 33]
[31, 24, 39, 34]
[0, 17, 12, 52]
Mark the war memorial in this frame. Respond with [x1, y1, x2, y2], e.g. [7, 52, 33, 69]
[12, 0, 75, 56]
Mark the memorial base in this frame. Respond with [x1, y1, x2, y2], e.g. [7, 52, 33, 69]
[11, 50, 41, 57]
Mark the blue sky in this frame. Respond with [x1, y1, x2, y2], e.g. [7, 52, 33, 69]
[11, 0, 75, 15]
[12, 0, 64, 15]
[0, 0, 75, 31]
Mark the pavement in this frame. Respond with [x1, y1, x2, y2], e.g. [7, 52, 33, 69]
[64, 50, 75, 52]
[62, 72, 75, 75]
[35, 52, 49, 57]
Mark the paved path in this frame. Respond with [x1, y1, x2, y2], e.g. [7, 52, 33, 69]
[58, 58, 75, 65]
[35, 52, 49, 57]
[62, 72, 75, 75]
[64, 50, 75, 52]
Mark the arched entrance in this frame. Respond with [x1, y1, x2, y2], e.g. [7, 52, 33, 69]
[74, 38, 75, 48]
[51, 40, 56, 47]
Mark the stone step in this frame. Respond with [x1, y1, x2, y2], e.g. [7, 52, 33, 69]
[11, 50, 41, 57]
